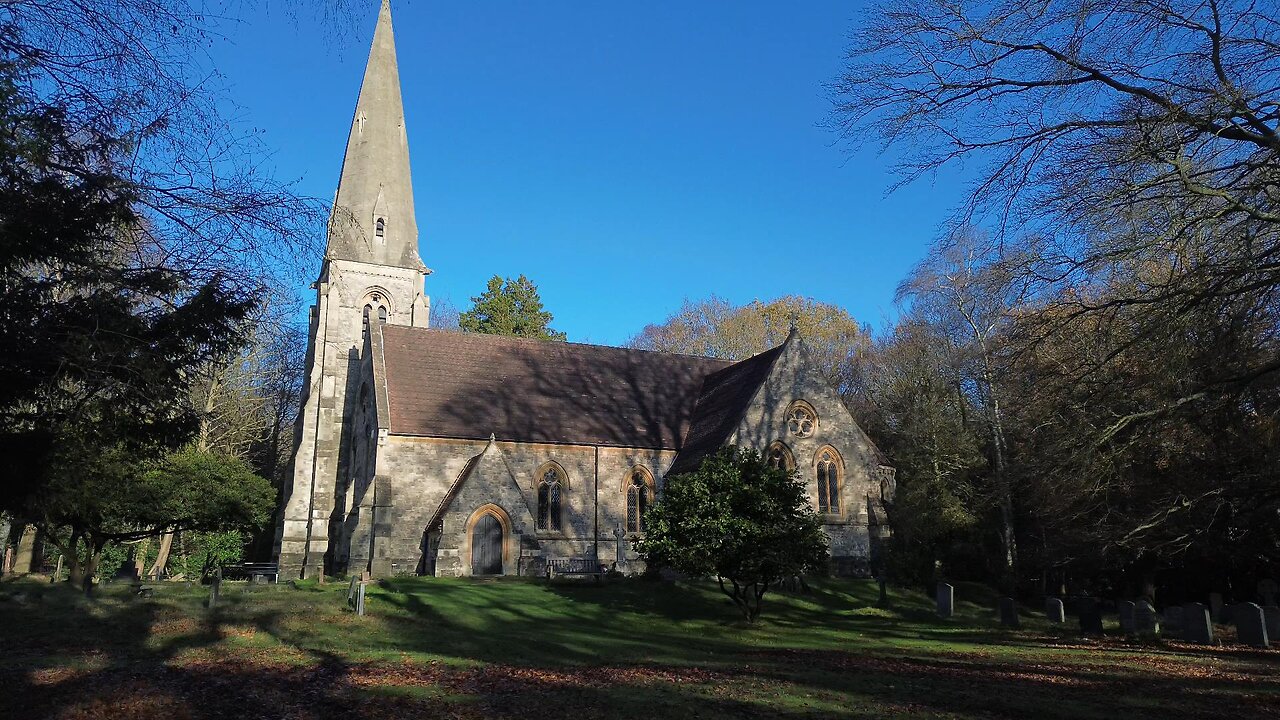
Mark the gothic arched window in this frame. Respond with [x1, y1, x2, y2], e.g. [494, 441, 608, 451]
[767, 442, 795, 472]
[816, 449, 840, 515]
[626, 467, 653, 533]
[536, 465, 563, 532]
[377, 305, 388, 324]
[375, 217, 386, 239]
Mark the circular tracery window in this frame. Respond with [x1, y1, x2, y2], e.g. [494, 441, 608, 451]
[787, 404, 816, 438]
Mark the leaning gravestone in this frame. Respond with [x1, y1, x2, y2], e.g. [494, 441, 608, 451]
[1135, 600, 1159, 637]
[347, 576, 358, 607]
[999, 597, 1020, 628]
[1183, 603, 1214, 644]
[1118, 601, 1136, 635]
[1163, 605, 1184, 639]
[1078, 598, 1104, 635]
[1045, 597, 1065, 623]
[1264, 606, 1280, 642]
[1209, 593, 1225, 622]
[937, 582, 954, 618]
[207, 573, 221, 610]
[1235, 602, 1269, 649]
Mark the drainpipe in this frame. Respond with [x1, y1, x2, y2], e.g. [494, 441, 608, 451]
[593, 445, 600, 563]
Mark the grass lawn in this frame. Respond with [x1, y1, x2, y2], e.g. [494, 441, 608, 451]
[0, 576, 1276, 719]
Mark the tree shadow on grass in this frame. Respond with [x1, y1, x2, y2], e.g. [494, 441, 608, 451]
[2, 578, 1278, 720]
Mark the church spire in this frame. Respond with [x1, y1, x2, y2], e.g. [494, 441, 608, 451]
[327, 0, 425, 272]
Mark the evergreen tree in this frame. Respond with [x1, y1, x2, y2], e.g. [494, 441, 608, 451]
[459, 275, 567, 341]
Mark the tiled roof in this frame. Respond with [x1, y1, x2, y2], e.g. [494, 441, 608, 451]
[665, 345, 785, 475]
[380, 326, 735, 449]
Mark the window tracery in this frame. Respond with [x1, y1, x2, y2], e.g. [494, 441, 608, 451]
[787, 402, 817, 438]
[537, 465, 564, 532]
[625, 467, 653, 533]
[817, 449, 840, 515]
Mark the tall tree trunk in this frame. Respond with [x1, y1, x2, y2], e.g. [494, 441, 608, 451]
[148, 532, 174, 580]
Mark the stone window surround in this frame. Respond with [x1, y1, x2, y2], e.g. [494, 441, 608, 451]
[813, 444, 845, 520]
[533, 460, 569, 537]
[786, 400, 818, 438]
[624, 466, 655, 534]
[766, 440, 796, 472]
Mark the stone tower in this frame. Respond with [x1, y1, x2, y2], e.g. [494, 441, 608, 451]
[276, 0, 430, 580]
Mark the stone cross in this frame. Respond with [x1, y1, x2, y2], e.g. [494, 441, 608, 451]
[1077, 597, 1104, 635]
[1134, 600, 1159, 637]
[1235, 602, 1269, 649]
[1118, 600, 1136, 635]
[613, 525, 627, 568]
[1163, 605, 1184, 639]
[936, 582, 954, 618]
[1045, 597, 1065, 623]
[998, 597, 1020, 628]
[1183, 602, 1214, 644]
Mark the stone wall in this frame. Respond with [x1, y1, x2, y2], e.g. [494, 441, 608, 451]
[729, 337, 890, 575]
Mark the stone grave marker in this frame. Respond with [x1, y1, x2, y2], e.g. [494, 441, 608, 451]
[1264, 606, 1280, 642]
[1118, 600, 1136, 635]
[937, 582, 954, 618]
[347, 576, 358, 606]
[1163, 605, 1184, 639]
[355, 582, 367, 616]
[998, 597, 1020, 628]
[1045, 597, 1065, 623]
[1078, 598, 1104, 635]
[1135, 600, 1159, 637]
[1235, 602, 1269, 649]
[1183, 602, 1214, 644]
[1209, 592, 1225, 622]
[207, 571, 221, 610]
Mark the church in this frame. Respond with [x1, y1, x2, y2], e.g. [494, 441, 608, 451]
[274, 0, 895, 581]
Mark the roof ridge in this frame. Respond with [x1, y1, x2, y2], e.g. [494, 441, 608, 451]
[385, 324, 734, 364]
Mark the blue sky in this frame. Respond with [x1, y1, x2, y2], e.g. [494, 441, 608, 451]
[209, 1, 966, 345]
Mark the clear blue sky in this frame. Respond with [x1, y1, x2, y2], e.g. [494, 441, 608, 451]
[209, 1, 966, 345]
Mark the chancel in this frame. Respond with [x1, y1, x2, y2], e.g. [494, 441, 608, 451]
[273, 0, 895, 580]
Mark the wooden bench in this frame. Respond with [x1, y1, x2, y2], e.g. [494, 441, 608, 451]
[546, 558, 606, 581]
[220, 562, 280, 584]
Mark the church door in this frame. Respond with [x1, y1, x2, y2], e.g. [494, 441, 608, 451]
[470, 514, 503, 575]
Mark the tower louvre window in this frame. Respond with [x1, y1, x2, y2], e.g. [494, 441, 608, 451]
[378, 306, 388, 324]
[362, 304, 372, 341]
[375, 217, 386, 240]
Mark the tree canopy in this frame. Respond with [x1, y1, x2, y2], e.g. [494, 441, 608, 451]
[638, 447, 829, 622]
[459, 274, 567, 341]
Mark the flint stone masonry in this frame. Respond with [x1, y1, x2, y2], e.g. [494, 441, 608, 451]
[1183, 603, 1214, 645]
[937, 583, 954, 618]
[1235, 602, 1269, 649]
[1045, 597, 1065, 623]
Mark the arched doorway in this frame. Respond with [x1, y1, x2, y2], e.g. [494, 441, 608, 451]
[470, 513, 503, 575]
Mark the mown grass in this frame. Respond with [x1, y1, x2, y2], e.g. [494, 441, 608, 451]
[0, 575, 1276, 719]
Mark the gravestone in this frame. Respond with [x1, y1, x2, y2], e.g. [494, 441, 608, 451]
[1135, 600, 1159, 637]
[1078, 598, 1104, 635]
[1263, 606, 1280, 642]
[207, 573, 221, 610]
[999, 597, 1020, 628]
[355, 582, 367, 616]
[1118, 600, 1136, 635]
[1235, 602, 1269, 649]
[1045, 597, 1065, 623]
[936, 582, 954, 618]
[1209, 593, 1224, 622]
[1163, 605, 1184, 639]
[347, 576, 358, 606]
[1183, 603, 1214, 644]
